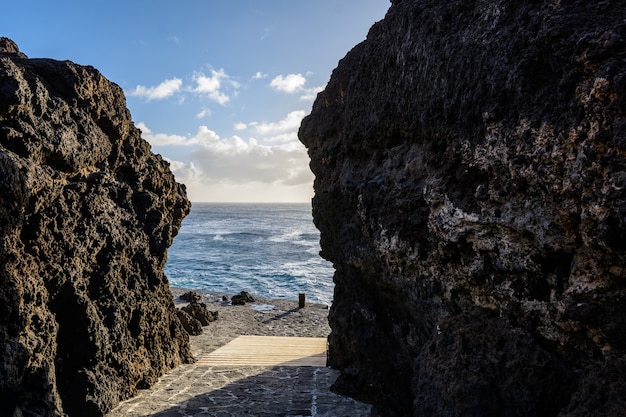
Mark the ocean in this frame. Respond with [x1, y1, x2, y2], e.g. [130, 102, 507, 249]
[165, 203, 335, 305]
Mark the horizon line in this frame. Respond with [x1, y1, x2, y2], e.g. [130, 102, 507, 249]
[188, 201, 312, 204]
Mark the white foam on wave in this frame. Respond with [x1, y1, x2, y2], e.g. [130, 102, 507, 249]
[166, 203, 335, 305]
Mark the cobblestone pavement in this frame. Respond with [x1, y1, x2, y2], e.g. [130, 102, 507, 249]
[106, 291, 372, 417]
[106, 363, 371, 417]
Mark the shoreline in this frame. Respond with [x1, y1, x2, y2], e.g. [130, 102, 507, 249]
[169, 287, 332, 358]
[170, 286, 330, 310]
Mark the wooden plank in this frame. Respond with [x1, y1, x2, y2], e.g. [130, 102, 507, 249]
[196, 336, 328, 367]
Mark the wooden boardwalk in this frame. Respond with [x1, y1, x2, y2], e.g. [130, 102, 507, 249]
[195, 335, 328, 367]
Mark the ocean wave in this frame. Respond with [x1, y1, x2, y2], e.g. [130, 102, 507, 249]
[165, 203, 335, 305]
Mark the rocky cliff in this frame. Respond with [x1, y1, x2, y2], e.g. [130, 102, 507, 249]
[0, 38, 192, 417]
[299, 1, 626, 416]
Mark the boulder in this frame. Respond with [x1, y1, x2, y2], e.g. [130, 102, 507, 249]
[0, 38, 192, 417]
[231, 291, 255, 305]
[181, 302, 218, 326]
[180, 290, 202, 303]
[176, 309, 203, 336]
[299, 1, 626, 416]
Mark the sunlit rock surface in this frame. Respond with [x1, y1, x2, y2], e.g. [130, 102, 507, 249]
[0, 38, 192, 417]
[300, 1, 626, 416]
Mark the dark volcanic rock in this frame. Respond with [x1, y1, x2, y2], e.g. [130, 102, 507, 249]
[299, 2, 626, 416]
[176, 309, 203, 336]
[181, 302, 218, 326]
[0, 38, 193, 417]
[180, 290, 202, 303]
[231, 291, 255, 305]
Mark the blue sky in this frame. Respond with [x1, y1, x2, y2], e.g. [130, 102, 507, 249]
[4, 1, 389, 202]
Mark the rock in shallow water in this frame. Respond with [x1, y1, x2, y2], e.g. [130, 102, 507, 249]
[0, 38, 192, 417]
[299, 1, 626, 416]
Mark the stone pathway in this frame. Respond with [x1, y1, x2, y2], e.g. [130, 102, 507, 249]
[106, 291, 372, 417]
[106, 364, 369, 417]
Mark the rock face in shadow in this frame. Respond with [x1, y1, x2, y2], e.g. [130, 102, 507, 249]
[299, 2, 626, 416]
[0, 38, 193, 417]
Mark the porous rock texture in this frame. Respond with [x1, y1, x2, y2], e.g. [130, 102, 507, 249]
[0, 38, 192, 417]
[299, 1, 626, 416]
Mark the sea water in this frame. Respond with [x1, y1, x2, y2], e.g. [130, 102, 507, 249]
[165, 203, 335, 305]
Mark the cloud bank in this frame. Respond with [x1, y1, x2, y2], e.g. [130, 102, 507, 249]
[140, 109, 313, 202]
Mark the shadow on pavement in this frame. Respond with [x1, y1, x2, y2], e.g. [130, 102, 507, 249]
[147, 365, 371, 417]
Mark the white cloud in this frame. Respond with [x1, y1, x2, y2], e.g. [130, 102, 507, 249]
[252, 72, 268, 80]
[150, 124, 310, 184]
[128, 78, 182, 101]
[136, 122, 151, 134]
[189, 126, 222, 147]
[270, 73, 306, 93]
[191, 69, 238, 105]
[165, 159, 203, 183]
[189, 134, 311, 186]
[166, 159, 306, 203]
[254, 132, 297, 144]
[137, 122, 198, 147]
[140, 111, 314, 202]
[253, 110, 306, 136]
[300, 86, 325, 101]
[196, 108, 211, 119]
[234, 122, 248, 131]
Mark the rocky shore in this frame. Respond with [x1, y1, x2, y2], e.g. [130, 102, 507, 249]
[169, 287, 332, 344]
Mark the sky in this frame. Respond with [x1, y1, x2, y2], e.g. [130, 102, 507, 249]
[4, 1, 390, 202]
